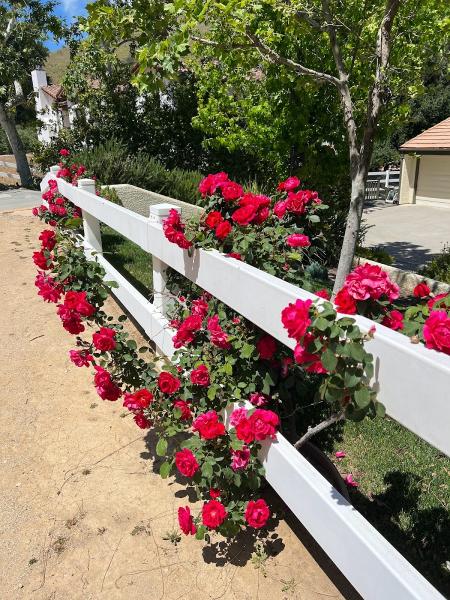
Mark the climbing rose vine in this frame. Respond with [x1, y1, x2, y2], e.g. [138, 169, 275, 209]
[32, 158, 450, 547]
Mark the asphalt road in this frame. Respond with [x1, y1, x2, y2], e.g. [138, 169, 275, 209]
[0, 188, 41, 211]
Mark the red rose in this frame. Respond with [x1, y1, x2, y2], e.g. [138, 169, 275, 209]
[382, 310, 404, 331]
[92, 327, 116, 351]
[93, 366, 122, 401]
[423, 310, 450, 355]
[134, 413, 151, 429]
[215, 220, 232, 240]
[59, 148, 70, 156]
[190, 364, 210, 386]
[198, 172, 229, 197]
[39, 229, 56, 251]
[227, 252, 242, 260]
[232, 204, 257, 226]
[69, 349, 93, 367]
[57, 305, 85, 335]
[178, 506, 196, 535]
[173, 314, 203, 348]
[273, 200, 288, 218]
[63, 290, 95, 317]
[277, 176, 300, 192]
[286, 234, 311, 248]
[173, 399, 192, 420]
[202, 500, 228, 528]
[191, 297, 209, 318]
[207, 315, 230, 349]
[334, 287, 357, 315]
[248, 409, 279, 441]
[158, 371, 181, 394]
[315, 289, 330, 300]
[124, 389, 153, 412]
[235, 417, 255, 444]
[210, 488, 221, 499]
[281, 298, 312, 341]
[256, 335, 277, 359]
[245, 499, 270, 528]
[205, 211, 223, 229]
[32, 250, 51, 270]
[192, 410, 226, 439]
[249, 392, 269, 407]
[175, 448, 199, 477]
[413, 282, 431, 298]
[220, 180, 243, 201]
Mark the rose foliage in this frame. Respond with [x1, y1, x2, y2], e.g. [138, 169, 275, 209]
[33, 156, 450, 546]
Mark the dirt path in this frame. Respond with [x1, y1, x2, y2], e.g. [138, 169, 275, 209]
[0, 208, 356, 600]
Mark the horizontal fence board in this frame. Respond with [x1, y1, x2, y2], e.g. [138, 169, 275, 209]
[49, 176, 450, 457]
[258, 434, 443, 600]
[41, 174, 449, 599]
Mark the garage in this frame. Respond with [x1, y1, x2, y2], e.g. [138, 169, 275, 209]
[399, 117, 450, 208]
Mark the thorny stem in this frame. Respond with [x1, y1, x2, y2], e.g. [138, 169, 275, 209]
[294, 409, 345, 449]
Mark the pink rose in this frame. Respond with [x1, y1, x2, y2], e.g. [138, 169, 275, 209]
[345, 263, 399, 302]
[231, 446, 251, 471]
[175, 448, 199, 477]
[230, 407, 248, 427]
[286, 234, 311, 248]
[249, 392, 269, 407]
[423, 310, 450, 355]
[277, 176, 300, 192]
[69, 349, 93, 367]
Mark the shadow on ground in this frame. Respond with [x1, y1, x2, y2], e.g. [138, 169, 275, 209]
[368, 241, 437, 271]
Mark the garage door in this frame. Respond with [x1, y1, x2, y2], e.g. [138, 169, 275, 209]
[416, 155, 450, 207]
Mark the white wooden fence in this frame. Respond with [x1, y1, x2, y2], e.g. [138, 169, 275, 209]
[41, 168, 450, 600]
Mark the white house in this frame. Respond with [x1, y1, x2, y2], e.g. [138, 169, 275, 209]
[399, 117, 450, 208]
[31, 68, 73, 143]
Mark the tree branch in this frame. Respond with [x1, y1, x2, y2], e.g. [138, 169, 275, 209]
[245, 31, 341, 87]
[190, 35, 252, 50]
[361, 0, 401, 161]
[294, 410, 345, 449]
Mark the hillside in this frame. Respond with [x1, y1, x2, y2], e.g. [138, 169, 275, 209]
[45, 47, 71, 85]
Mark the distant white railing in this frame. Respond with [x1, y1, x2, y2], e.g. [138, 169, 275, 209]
[41, 169, 449, 600]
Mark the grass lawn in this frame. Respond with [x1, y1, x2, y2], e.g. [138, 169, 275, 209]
[101, 225, 153, 297]
[327, 419, 450, 596]
[100, 223, 450, 595]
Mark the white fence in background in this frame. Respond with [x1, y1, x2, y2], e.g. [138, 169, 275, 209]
[365, 170, 400, 202]
[41, 168, 449, 600]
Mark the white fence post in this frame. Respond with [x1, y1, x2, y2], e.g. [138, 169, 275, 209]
[149, 203, 180, 315]
[78, 178, 102, 256]
[50, 164, 59, 175]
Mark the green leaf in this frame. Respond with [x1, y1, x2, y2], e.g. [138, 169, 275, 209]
[354, 387, 371, 409]
[159, 461, 171, 478]
[201, 462, 213, 479]
[156, 438, 168, 457]
[195, 525, 206, 540]
[321, 349, 337, 371]
[241, 343, 254, 358]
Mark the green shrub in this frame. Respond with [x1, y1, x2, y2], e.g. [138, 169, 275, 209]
[420, 245, 450, 284]
[357, 246, 394, 266]
[0, 122, 39, 154]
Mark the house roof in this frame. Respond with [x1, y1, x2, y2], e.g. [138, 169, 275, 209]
[400, 117, 450, 153]
[41, 84, 66, 101]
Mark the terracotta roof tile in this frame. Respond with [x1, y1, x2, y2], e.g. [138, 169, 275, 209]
[400, 117, 450, 152]
[41, 84, 66, 101]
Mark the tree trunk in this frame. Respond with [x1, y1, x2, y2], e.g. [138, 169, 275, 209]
[332, 163, 368, 295]
[0, 102, 33, 187]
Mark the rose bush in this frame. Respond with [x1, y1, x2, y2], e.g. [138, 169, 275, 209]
[32, 157, 450, 548]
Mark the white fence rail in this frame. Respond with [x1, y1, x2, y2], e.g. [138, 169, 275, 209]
[41, 170, 449, 600]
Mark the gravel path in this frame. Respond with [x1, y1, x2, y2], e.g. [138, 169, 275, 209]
[0, 208, 357, 600]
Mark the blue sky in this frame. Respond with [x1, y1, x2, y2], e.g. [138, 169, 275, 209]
[46, 0, 88, 50]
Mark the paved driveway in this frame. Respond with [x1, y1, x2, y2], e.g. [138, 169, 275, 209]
[363, 201, 450, 270]
[0, 188, 41, 211]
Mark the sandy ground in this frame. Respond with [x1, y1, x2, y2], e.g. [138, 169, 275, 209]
[0, 208, 357, 600]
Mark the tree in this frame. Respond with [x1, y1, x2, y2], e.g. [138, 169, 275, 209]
[0, 0, 62, 186]
[83, 0, 448, 291]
